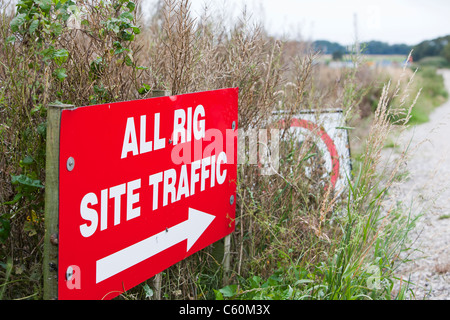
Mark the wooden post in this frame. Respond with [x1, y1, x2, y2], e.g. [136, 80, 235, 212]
[222, 235, 231, 286]
[151, 90, 171, 300]
[43, 104, 74, 300]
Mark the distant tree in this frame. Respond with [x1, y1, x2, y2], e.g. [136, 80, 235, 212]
[362, 41, 411, 55]
[313, 40, 347, 54]
[412, 35, 450, 61]
[442, 42, 450, 64]
[313, 39, 412, 56]
[332, 50, 343, 61]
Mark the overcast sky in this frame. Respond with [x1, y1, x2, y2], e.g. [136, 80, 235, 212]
[143, 0, 450, 45]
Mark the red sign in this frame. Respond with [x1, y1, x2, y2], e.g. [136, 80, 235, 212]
[58, 88, 238, 300]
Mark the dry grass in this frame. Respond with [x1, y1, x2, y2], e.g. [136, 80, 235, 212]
[0, 0, 421, 300]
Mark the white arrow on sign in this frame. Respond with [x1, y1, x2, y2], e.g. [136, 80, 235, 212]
[96, 208, 215, 283]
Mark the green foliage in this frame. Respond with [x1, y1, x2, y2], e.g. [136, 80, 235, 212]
[362, 41, 411, 55]
[0, 0, 142, 299]
[443, 43, 450, 64]
[11, 0, 75, 43]
[0, 218, 11, 244]
[417, 56, 450, 69]
[408, 67, 448, 125]
[215, 267, 317, 300]
[332, 51, 343, 61]
[313, 40, 347, 55]
[215, 183, 418, 300]
[412, 35, 450, 62]
[313, 40, 412, 56]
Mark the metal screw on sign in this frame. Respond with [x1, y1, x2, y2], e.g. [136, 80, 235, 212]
[232, 121, 236, 130]
[66, 266, 74, 281]
[229, 195, 235, 205]
[66, 157, 75, 171]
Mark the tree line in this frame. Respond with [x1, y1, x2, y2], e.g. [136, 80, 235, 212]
[411, 35, 450, 63]
[313, 40, 412, 56]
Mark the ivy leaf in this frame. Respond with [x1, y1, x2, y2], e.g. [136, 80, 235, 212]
[29, 19, 40, 34]
[53, 48, 69, 66]
[51, 22, 63, 37]
[126, 1, 136, 12]
[20, 155, 34, 166]
[10, 13, 27, 33]
[40, 45, 55, 62]
[124, 53, 133, 66]
[131, 26, 140, 34]
[119, 11, 133, 22]
[138, 83, 150, 95]
[219, 285, 237, 298]
[119, 29, 134, 41]
[213, 289, 224, 300]
[36, 0, 52, 13]
[142, 283, 153, 298]
[54, 67, 67, 81]
[11, 174, 44, 189]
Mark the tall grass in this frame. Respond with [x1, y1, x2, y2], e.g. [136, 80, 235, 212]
[0, 0, 420, 300]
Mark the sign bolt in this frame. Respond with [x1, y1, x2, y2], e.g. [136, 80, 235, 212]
[67, 157, 75, 171]
[232, 121, 236, 130]
[66, 266, 74, 281]
[229, 195, 235, 205]
[50, 233, 58, 246]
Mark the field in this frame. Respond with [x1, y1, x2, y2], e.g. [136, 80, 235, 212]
[318, 54, 409, 66]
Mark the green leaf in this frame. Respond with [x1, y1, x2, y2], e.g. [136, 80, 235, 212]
[6, 36, 16, 44]
[37, 0, 52, 13]
[37, 122, 46, 136]
[23, 220, 37, 237]
[0, 218, 11, 244]
[21, 155, 34, 166]
[119, 29, 134, 41]
[126, 1, 136, 12]
[40, 45, 55, 62]
[138, 83, 150, 95]
[294, 279, 314, 286]
[119, 11, 133, 22]
[29, 19, 40, 34]
[50, 22, 63, 37]
[131, 26, 140, 34]
[219, 285, 237, 298]
[11, 174, 44, 189]
[31, 104, 43, 115]
[54, 67, 67, 81]
[142, 283, 153, 298]
[124, 53, 133, 66]
[3, 193, 22, 206]
[213, 289, 224, 300]
[10, 13, 27, 33]
[53, 48, 69, 65]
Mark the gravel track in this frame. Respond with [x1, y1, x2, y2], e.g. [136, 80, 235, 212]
[384, 69, 450, 300]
